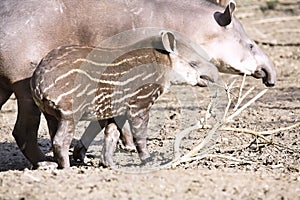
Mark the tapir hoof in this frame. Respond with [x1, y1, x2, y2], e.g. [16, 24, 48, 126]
[73, 140, 87, 162]
[118, 139, 136, 152]
[100, 158, 116, 169]
[37, 161, 59, 170]
[141, 156, 154, 166]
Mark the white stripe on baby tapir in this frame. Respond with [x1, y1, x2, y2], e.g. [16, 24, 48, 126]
[54, 84, 81, 105]
[76, 84, 91, 98]
[136, 87, 158, 100]
[44, 68, 147, 94]
[73, 56, 150, 68]
[142, 71, 158, 81]
[87, 88, 99, 96]
[60, 98, 94, 119]
[91, 93, 105, 105]
[95, 87, 144, 114]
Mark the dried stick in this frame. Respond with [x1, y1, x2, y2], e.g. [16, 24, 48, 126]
[223, 80, 236, 120]
[170, 76, 276, 168]
[221, 127, 272, 143]
[225, 89, 268, 122]
[171, 122, 222, 168]
[173, 121, 201, 159]
[235, 74, 246, 109]
[260, 122, 300, 135]
[233, 74, 255, 111]
[177, 154, 254, 165]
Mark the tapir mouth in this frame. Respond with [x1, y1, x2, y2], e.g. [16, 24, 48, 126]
[252, 69, 275, 87]
[197, 75, 215, 87]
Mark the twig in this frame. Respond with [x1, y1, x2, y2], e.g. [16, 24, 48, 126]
[233, 74, 255, 111]
[223, 80, 236, 120]
[173, 121, 201, 159]
[234, 74, 246, 111]
[225, 89, 268, 122]
[261, 122, 300, 135]
[178, 154, 254, 165]
[171, 121, 222, 168]
[221, 122, 300, 146]
[204, 98, 214, 125]
[169, 76, 277, 169]
[221, 127, 272, 143]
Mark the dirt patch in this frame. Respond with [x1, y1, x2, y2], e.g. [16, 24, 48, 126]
[1, 1, 300, 199]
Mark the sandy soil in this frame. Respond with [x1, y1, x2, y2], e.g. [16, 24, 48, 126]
[1, 1, 299, 199]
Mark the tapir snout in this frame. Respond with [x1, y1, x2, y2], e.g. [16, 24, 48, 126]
[252, 46, 277, 87]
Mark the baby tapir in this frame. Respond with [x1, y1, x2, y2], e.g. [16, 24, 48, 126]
[31, 31, 218, 168]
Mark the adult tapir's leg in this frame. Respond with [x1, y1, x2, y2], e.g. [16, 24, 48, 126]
[11, 78, 45, 168]
[0, 76, 13, 109]
[43, 113, 59, 142]
[73, 121, 102, 162]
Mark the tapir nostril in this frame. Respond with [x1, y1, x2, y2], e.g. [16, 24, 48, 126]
[200, 75, 214, 83]
[261, 68, 275, 87]
[253, 69, 266, 79]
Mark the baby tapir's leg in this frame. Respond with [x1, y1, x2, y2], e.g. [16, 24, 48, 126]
[118, 120, 135, 152]
[102, 119, 120, 167]
[73, 118, 135, 162]
[53, 119, 75, 169]
[128, 110, 151, 163]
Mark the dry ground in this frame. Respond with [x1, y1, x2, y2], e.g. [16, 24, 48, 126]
[0, 1, 299, 199]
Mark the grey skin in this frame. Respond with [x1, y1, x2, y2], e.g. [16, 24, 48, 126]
[0, 0, 276, 168]
[30, 32, 218, 168]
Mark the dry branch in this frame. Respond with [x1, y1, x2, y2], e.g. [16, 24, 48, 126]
[225, 89, 268, 122]
[169, 74, 297, 168]
[221, 127, 272, 143]
[260, 122, 300, 135]
[178, 154, 254, 165]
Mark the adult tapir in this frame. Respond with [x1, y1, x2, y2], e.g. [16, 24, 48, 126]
[0, 0, 276, 168]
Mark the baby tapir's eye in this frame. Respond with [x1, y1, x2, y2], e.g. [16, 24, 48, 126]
[249, 43, 254, 51]
[189, 61, 198, 68]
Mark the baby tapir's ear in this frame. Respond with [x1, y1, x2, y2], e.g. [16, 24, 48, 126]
[214, 0, 236, 27]
[161, 31, 177, 54]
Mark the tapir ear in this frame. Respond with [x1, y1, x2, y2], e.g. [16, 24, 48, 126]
[214, 0, 236, 27]
[161, 31, 177, 54]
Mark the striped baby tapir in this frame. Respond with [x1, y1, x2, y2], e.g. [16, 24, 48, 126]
[31, 31, 218, 169]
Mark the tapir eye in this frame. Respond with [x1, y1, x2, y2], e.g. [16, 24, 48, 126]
[189, 61, 198, 68]
[249, 43, 254, 51]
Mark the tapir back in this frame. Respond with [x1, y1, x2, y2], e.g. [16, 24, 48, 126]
[0, 0, 215, 83]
